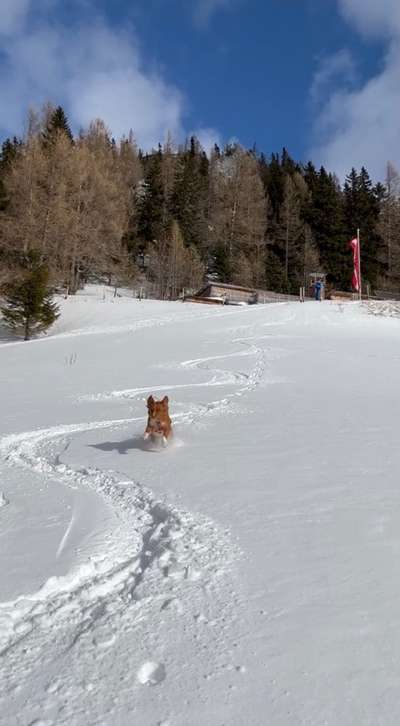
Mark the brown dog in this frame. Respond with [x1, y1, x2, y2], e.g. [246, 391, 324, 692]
[144, 395, 172, 446]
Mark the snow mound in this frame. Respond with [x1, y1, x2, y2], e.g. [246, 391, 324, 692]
[137, 661, 166, 686]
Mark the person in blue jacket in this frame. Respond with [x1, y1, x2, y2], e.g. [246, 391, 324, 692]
[314, 279, 323, 301]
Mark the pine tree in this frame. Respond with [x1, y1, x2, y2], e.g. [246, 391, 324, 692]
[42, 106, 73, 145]
[138, 147, 167, 244]
[0, 178, 6, 214]
[118, 132, 143, 260]
[1, 252, 59, 340]
[0, 137, 22, 212]
[209, 245, 232, 282]
[161, 134, 178, 225]
[1, 137, 22, 169]
[344, 167, 384, 289]
[264, 251, 281, 290]
[281, 147, 299, 175]
[259, 152, 288, 289]
[303, 224, 320, 288]
[304, 165, 347, 288]
[259, 152, 285, 220]
[172, 136, 209, 250]
[3, 100, 398, 300]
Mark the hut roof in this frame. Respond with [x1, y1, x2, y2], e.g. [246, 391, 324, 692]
[198, 281, 257, 295]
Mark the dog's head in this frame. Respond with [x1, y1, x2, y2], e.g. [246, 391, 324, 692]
[147, 395, 169, 420]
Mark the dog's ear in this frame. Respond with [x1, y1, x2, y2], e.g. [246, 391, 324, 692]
[147, 395, 154, 409]
[162, 396, 169, 406]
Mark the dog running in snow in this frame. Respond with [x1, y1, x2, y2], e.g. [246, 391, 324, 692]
[143, 395, 172, 446]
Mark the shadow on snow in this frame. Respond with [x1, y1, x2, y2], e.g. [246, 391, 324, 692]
[89, 436, 162, 455]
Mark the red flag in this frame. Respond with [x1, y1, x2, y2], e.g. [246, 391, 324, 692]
[349, 237, 360, 291]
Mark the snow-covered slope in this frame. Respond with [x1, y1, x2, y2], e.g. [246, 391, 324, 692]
[1, 289, 400, 725]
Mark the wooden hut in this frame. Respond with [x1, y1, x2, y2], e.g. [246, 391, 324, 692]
[184, 282, 258, 306]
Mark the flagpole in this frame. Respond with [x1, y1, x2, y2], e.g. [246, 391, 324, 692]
[357, 228, 362, 301]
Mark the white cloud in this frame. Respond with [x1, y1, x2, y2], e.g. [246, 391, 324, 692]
[310, 49, 356, 105]
[310, 0, 400, 181]
[0, 0, 31, 35]
[193, 0, 234, 27]
[338, 0, 400, 39]
[0, 1, 188, 148]
[191, 127, 222, 154]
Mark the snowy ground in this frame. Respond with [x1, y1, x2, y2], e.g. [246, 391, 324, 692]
[1, 287, 400, 725]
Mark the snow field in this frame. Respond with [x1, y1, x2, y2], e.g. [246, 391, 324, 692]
[2, 291, 400, 724]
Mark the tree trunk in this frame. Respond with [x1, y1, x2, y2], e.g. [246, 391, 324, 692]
[24, 315, 31, 341]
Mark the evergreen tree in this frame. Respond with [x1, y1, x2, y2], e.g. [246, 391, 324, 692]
[304, 165, 347, 288]
[161, 134, 178, 223]
[281, 147, 299, 175]
[1, 252, 59, 340]
[1, 137, 22, 168]
[138, 147, 167, 243]
[259, 152, 285, 220]
[172, 136, 209, 249]
[42, 106, 73, 146]
[0, 178, 6, 213]
[2, 100, 398, 299]
[209, 245, 232, 282]
[265, 246, 285, 291]
[344, 167, 384, 289]
[118, 132, 143, 260]
[0, 137, 22, 212]
[213, 143, 221, 158]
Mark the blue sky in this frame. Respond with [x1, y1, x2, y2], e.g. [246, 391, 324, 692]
[0, 0, 397, 179]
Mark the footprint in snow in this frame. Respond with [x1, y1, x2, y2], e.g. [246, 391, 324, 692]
[46, 680, 61, 694]
[0, 491, 9, 507]
[92, 628, 116, 649]
[160, 597, 183, 613]
[137, 661, 166, 686]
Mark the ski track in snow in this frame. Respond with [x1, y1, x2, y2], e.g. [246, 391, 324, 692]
[56, 505, 76, 560]
[0, 413, 233, 651]
[0, 407, 238, 724]
[0, 304, 285, 723]
[79, 333, 280, 415]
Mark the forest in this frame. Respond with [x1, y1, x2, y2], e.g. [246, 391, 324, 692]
[0, 104, 398, 300]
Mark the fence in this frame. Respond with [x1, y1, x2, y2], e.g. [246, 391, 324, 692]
[372, 289, 400, 302]
[256, 289, 303, 304]
[131, 281, 318, 304]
